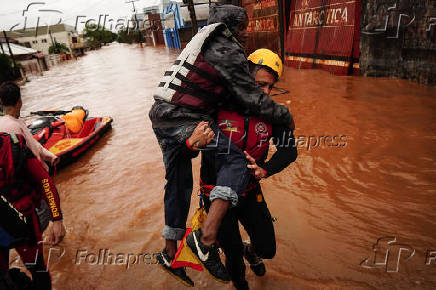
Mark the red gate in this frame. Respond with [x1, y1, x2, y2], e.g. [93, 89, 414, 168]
[285, 0, 361, 75]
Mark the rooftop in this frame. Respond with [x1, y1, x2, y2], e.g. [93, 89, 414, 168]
[1, 42, 38, 55]
[6, 24, 77, 38]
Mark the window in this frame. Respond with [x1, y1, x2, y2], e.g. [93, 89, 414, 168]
[32, 40, 38, 44]
[41, 39, 47, 43]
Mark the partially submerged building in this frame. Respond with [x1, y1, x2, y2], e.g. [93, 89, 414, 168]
[0, 42, 46, 76]
[6, 24, 85, 57]
[162, 0, 215, 49]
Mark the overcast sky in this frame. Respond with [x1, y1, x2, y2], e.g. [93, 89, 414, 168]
[0, 0, 161, 32]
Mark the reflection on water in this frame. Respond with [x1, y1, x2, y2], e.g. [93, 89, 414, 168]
[18, 44, 436, 289]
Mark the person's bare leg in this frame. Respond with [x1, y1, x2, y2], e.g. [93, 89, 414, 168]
[200, 199, 230, 246]
[166, 239, 177, 258]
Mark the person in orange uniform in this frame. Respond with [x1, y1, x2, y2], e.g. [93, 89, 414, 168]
[0, 133, 66, 289]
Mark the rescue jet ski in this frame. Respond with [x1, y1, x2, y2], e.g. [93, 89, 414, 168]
[28, 106, 113, 168]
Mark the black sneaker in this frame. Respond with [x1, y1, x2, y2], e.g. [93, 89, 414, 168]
[156, 249, 194, 287]
[186, 229, 231, 283]
[233, 279, 250, 290]
[243, 242, 266, 276]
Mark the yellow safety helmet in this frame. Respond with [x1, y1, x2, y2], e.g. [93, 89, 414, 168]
[247, 48, 283, 79]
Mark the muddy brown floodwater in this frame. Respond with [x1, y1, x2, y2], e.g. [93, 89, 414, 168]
[15, 44, 436, 289]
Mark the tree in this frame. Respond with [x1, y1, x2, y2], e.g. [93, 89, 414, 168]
[83, 24, 117, 48]
[48, 42, 70, 54]
[116, 29, 142, 44]
[0, 54, 20, 83]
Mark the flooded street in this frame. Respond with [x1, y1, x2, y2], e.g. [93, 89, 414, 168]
[19, 44, 436, 289]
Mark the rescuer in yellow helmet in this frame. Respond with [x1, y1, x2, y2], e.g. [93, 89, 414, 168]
[248, 48, 283, 79]
[247, 48, 284, 95]
[151, 5, 293, 286]
[195, 48, 297, 290]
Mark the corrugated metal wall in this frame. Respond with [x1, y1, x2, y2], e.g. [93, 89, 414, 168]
[242, 0, 282, 55]
[284, 0, 361, 75]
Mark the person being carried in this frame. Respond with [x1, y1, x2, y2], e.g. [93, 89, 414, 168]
[149, 4, 293, 286]
[0, 133, 66, 289]
[0, 82, 58, 172]
[199, 49, 298, 289]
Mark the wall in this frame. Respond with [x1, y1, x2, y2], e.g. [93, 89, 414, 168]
[148, 14, 165, 45]
[360, 0, 436, 85]
[242, 0, 281, 55]
[284, 0, 361, 75]
[18, 59, 42, 76]
[17, 31, 76, 55]
[180, 3, 210, 23]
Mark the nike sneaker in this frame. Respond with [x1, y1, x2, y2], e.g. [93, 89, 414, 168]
[156, 249, 194, 287]
[243, 242, 266, 276]
[186, 229, 231, 283]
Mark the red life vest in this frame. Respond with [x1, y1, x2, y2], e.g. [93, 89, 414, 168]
[199, 110, 272, 197]
[217, 110, 273, 162]
[154, 23, 235, 111]
[0, 133, 37, 215]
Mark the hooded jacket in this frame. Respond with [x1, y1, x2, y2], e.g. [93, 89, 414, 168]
[149, 5, 292, 129]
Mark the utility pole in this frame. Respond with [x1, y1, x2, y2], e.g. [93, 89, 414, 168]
[126, 0, 142, 44]
[49, 29, 55, 46]
[3, 31, 17, 68]
[48, 28, 56, 53]
[186, 0, 198, 36]
[0, 38, 5, 54]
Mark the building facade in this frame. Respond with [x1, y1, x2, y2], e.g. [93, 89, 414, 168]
[6, 24, 84, 56]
